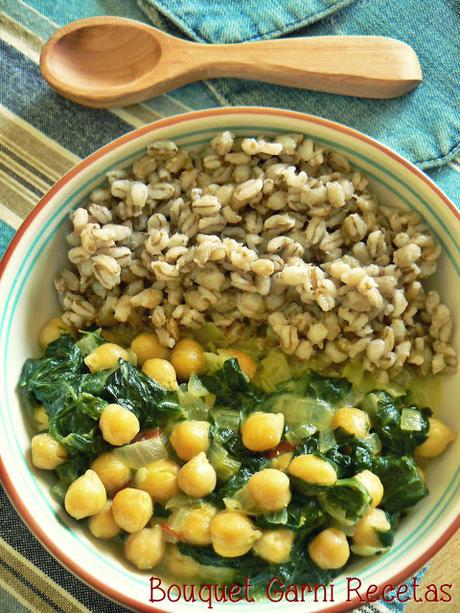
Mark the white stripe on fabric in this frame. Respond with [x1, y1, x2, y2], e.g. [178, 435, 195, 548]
[203, 81, 233, 107]
[0, 203, 22, 229]
[110, 106, 160, 128]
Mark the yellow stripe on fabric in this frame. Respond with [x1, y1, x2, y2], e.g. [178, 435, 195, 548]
[0, 105, 80, 171]
[0, 538, 89, 613]
[0, 128, 71, 184]
[0, 560, 59, 613]
[0, 10, 42, 63]
[0, 203, 23, 228]
[0, 170, 38, 216]
[0, 151, 51, 194]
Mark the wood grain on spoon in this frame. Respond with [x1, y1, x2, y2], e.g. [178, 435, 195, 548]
[40, 16, 423, 108]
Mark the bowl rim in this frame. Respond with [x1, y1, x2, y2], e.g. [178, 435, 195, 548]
[0, 106, 459, 613]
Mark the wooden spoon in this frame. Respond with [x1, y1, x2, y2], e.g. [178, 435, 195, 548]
[40, 16, 422, 108]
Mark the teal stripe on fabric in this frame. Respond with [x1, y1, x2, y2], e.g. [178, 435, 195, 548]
[0, 222, 15, 259]
[1, 0, 56, 39]
[0, 585, 31, 613]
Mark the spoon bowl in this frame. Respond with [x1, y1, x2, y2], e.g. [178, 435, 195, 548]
[40, 16, 423, 108]
[47, 22, 163, 90]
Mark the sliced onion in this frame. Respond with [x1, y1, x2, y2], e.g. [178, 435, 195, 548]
[364, 432, 382, 454]
[400, 408, 424, 431]
[114, 434, 168, 469]
[165, 494, 194, 510]
[319, 429, 336, 453]
[224, 486, 258, 514]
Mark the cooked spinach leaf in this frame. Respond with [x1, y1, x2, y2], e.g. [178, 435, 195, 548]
[319, 477, 372, 525]
[105, 360, 182, 426]
[18, 335, 84, 406]
[295, 432, 373, 479]
[255, 497, 325, 533]
[200, 358, 261, 410]
[307, 372, 352, 405]
[276, 371, 351, 406]
[48, 392, 107, 454]
[362, 391, 429, 454]
[372, 455, 428, 513]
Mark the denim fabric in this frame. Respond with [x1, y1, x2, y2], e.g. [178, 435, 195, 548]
[138, 0, 355, 43]
[138, 0, 460, 171]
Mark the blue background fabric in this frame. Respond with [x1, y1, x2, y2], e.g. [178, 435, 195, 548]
[138, 0, 356, 43]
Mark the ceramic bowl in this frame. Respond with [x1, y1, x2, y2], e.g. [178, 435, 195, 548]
[0, 107, 459, 613]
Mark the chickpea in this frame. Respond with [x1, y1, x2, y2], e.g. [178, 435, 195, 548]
[288, 454, 337, 486]
[33, 405, 49, 431]
[352, 508, 391, 552]
[177, 452, 216, 498]
[308, 528, 350, 570]
[241, 412, 284, 452]
[247, 469, 291, 511]
[355, 470, 384, 507]
[210, 511, 261, 558]
[135, 459, 180, 503]
[31, 433, 67, 470]
[112, 488, 153, 533]
[39, 316, 70, 348]
[253, 529, 294, 564]
[331, 407, 370, 439]
[88, 501, 120, 539]
[125, 525, 165, 570]
[415, 417, 455, 459]
[165, 545, 202, 580]
[142, 358, 178, 390]
[131, 332, 169, 366]
[170, 339, 205, 380]
[169, 420, 210, 461]
[90, 452, 131, 493]
[85, 343, 130, 373]
[181, 504, 217, 546]
[99, 403, 140, 446]
[64, 470, 106, 520]
[229, 349, 257, 379]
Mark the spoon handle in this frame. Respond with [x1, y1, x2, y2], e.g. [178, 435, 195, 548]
[188, 36, 422, 98]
